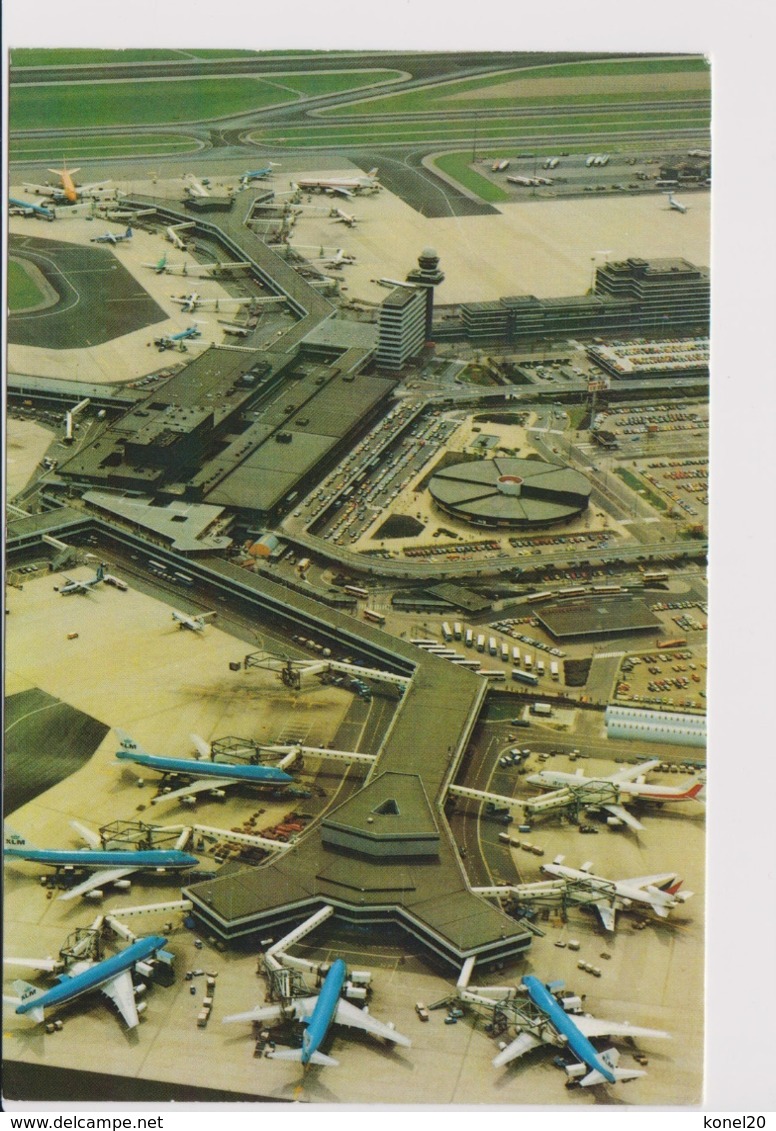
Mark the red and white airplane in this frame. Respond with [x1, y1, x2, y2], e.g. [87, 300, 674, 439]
[293, 168, 379, 198]
[525, 760, 705, 831]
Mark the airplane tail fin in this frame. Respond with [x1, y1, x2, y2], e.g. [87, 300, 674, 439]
[683, 781, 705, 801]
[126, 227, 133, 238]
[11, 981, 46, 1023]
[4, 829, 34, 850]
[268, 1047, 339, 1067]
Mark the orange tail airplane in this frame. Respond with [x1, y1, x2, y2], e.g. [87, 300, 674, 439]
[48, 163, 81, 203]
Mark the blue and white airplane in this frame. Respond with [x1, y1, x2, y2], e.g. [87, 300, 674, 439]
[223, 957, 411, 1067]
[240, 165, 279, 186]
[5, 932, 172, 1028]
[4, 825, 199, 901]
[55, 562, 106, 596]
[153, 325, 202, 351]
[115, 730, 293, 804]
[9, 196, 55, 220]
[493, 975, 670, 1086]
[90, 226, 132, 245]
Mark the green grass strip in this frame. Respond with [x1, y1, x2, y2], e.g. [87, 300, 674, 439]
[11, 134, 201, 161]
[10, 71, 402, 132]
[432, 153, 510, 201]
[8, 259, 47, 311]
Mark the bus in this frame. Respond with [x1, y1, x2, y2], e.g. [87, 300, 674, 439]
[174, 571, 194, 588]
[658, 637, 687, 649]
[345, 585, 368, 599]
[465, 628, 474, 649]
[441, 622, 453, 642]
[363, 608, 386, 625]
[536, 659, 545, 677]
[550, 661, 559, 681]
[656, 179, 679, 188]
[524, 654, 533, 671]
[453, 622, 463, 641]
[512, 647, 521, 665]
[478, 669, 506, 681]
[488, 637, 498, 656]
[501, 643, 510, 663]
[454, 658, 481, 670]
[512, 668, 539, 686]
[476, 634, 486, 653]
[643, 571, 669, 583]
[410, 639, 438, 647]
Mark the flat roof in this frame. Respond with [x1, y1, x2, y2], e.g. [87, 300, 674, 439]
[537, 597, 663, 639]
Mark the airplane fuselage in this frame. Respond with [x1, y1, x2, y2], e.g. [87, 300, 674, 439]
[6, 847, 198, 871]
[15, 934, 167, 1019]
[528, 770, 702, 802]
[301, 958, 348, 1065]
[522, 975, 616, 1084]
[540, 864, 680, 913]
[116, 749, 292, 784]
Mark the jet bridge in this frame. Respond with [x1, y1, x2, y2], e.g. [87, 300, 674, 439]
[243, 651, 411, 691]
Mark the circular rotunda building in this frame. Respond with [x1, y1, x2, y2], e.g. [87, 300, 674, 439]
[428, 457, 592, 529]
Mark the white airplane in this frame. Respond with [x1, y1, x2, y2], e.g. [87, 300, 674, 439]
[183, 174, 211, 198]
[55, 562, 106, 596]
[321, 248, 356, 268]
[145, 257, 252, 277]
[223, 957, 411, 1067]
[525, 760, 705, 831]
[331, 208, 359, 227]
[4, 919, 172, 1029]
[536, 857, 693, 931]
[293, 168, 380, 197]
[171, 292, 252, 313]
[492, 975, 669, 1085]
[171, 609, 217, 632]
[667, 192, 688, 213]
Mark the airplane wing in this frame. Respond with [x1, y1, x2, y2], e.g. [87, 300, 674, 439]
[602, 803, 644, 831]
[609, 760, 661, 784]
[57, 867, 138, 901]
[333, 998, 411, 1047]
[624, 872, 680, 891]
[492, 1029, 544, 1068]
[70, 820, 102, 848]
[269, 1047, 339, 1067]
[594, 902, 617, 932]
[223, 996, 317, 1025]
[4, 956, 63, 973]
[150, 777, 237, 804]
[573, 1015, 671, 1042]
[100, 968, 140, 1028]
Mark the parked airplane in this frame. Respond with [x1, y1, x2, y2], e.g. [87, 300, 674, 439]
[153, 326, 202, 351]
[667, 192, 688, 213]
[5, 930, 172, 1028]
[331, 208, 359, 227]
[90, 226, 133, 245]
[171, 609, 217, 632]
[171, 293, 252, 313]
[4, 826, 199, 902]
[184, 174, 211, 198]
[525, 760, 705, 830]
[24, 163, 110, 204]
[240, 164, 279, 185]
[293, 168, 380, 197]
[114, 730, 293, 803]
[9, 196, 55, 220]
[223, 957, 411, 1067]
[321, 248, 356, 268]
[493, 975, 669, 1085]
[535, 858, 693, 931]
[55, 563, 106, 596]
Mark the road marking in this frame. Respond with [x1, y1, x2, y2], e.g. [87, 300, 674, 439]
[6, 700, 63, 734]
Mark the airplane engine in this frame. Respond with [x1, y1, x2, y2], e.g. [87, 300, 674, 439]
[182, 796, 197, 807]
[114, 880, 132, 890]
[210, 789, 226, 800]
[136, 1000, 148, 1015]
[135, 961, 154, 978]
[86, 890, 104, 900]
[134, 983, 147, 996]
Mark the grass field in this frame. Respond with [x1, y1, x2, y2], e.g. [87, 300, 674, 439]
[432, 154, 510, 202]
[10, 48, 336, 67]
[319, 56, 710, 117]
[11, 134, 201, 162]
[257, 107, 710, 148]
[10, 71, 402, 132]
[8, 260, 47, 311]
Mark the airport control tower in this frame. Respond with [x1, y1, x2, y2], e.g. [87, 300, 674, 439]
[406, 247, 445, 340]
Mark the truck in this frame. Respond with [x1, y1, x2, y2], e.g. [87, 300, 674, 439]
[531, 702, 553, 717]
[550, 661, 559, 681]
